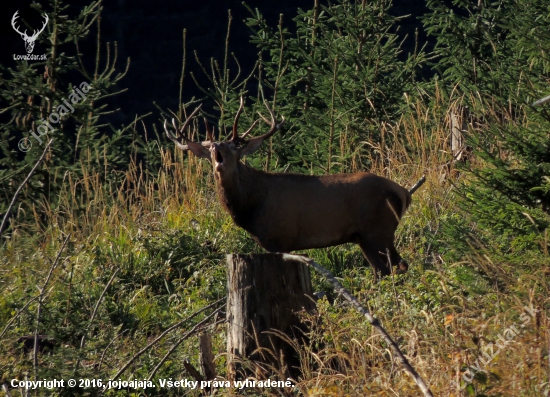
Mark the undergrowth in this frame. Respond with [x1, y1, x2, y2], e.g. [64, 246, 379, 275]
[1, 85, 548, 397]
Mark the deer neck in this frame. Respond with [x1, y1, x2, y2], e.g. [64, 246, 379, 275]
[216, 162, 267, 230]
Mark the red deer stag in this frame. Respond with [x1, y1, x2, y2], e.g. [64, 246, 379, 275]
[165, 99, 411, 277]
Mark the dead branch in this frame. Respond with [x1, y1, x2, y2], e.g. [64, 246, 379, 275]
[409, 175, 426, 195]
[0, 139, 53, 238]
[0, 295, 40, 339]
[75, 268, 121, 372]
[34, 233, 71, 377]
[146, 308, 225, 381]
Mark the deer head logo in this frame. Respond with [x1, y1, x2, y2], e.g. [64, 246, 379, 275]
[11, 11, 49, 54]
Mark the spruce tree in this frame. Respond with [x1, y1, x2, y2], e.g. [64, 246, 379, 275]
[424, 0, 550, 255]
[245, 0, 426, 174]
[0, 0, 153, 234]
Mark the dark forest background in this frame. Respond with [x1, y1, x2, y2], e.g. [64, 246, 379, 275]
[0, 0, 430, 127]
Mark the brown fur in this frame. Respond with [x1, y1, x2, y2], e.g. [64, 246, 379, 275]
[209, 142, 411, 277]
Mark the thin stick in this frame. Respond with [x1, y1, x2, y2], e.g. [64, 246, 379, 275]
[0, 295, 40, 339]
[147, 307, 224, 381]
[97, 329, 129, 373]
[80, 268, 120, 349]
[34, 233, 71, 378]
[409, 174, 426, 195]
[75, 268, 121, 372]
[0, 139, 53, 238]
[282, 253, 434, 397]
[109, 298, 225, 382]
[1, 383, 12, 397]
[532, 94, 550, 106]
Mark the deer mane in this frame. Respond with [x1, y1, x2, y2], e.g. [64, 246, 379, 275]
[216, 163, 269, 230]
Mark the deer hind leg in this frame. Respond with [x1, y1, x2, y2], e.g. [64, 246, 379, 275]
[386, 244, 408, 274]
[358, 238, 408, 279]
[358, 240, 392, 279]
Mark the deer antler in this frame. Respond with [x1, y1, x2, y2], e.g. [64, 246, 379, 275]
[230, 97, 284, 144]
[11, 11, 27, 38]
[231, 97, 245, 142]
[164, 105, 213, 151]
[32, 14, 49, 39]
[11, 11, 48, 40]
[247, 101, 285, 142]
[204, 118, 214, 142]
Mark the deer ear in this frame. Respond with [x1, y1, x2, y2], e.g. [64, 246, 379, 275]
[238, 138, 264, 157]
[186, 141, 211, 160]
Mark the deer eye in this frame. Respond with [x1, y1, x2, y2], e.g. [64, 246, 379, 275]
[216, 151, 224, 163]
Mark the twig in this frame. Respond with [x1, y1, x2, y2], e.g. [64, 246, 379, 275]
[183, 359, 204, 382]
[1, 383, 12, 397]
[147, 306, 224, 381]
[0, 295, 40, 339]
[109, 298, 225, 383]
[75, 268, 121, 372]
[409, 175, 426, 195]
[98, 329, 128, 374]
[81, 268, 120, 349]
[532, 94, 550, 106]
[282, 253, 434, 397]
[0, 139, 53, 238]
[34, 233, 71, 378]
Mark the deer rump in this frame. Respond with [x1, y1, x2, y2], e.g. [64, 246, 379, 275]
[164, 99, 411, 277]
[219, 166, 411, 276]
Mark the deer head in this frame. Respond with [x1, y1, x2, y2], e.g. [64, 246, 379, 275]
[11, 11, 49, 54]
[164, 98, 285, 184]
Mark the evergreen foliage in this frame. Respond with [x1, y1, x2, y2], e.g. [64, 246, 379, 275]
[424, 0, 550, 255]
[245, 0, 426, 173]
[0, 0, 155, 234]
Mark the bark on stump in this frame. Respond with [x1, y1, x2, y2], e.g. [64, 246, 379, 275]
[226, 253, 315, 381]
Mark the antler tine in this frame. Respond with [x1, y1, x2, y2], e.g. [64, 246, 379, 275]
[251, 101, 286, 141]
[171, 118, 180, 137]
[231, 96, 245, 141]
[178, 105, 202, 135]
[164, 119, 190, 151]
[204, 118, 214, 142]
[163, 105, 203, 151]
[240, 119, 261, 140]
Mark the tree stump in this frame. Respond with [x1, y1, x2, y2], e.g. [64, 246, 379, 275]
[226, 253, 315, 381]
